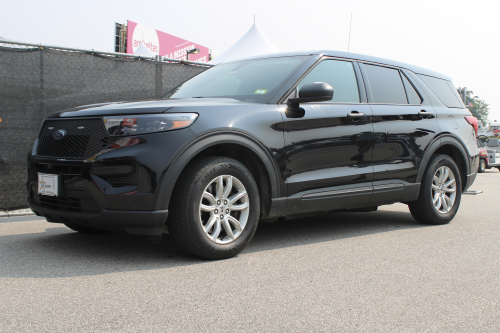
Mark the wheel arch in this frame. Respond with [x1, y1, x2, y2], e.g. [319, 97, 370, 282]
[155, 131, 282, 217]
[417, 134, 471, 191]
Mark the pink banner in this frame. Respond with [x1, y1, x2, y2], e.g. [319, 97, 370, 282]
[126, 20, 210, 63]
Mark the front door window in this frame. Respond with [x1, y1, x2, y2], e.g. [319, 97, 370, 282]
[297, 60, 360, 103]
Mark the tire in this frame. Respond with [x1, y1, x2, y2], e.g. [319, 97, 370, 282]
[63, 222, 110, 234]
[408, 154, 462, 225]
[167, 156, 260, 260]
[478, 159, 486, 173]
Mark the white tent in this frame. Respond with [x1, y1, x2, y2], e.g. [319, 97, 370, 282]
[209, 24, 278, 65]
[133, 42, 156, 57]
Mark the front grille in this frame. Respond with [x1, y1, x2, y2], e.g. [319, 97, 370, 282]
[36, 119, 116, 159]
[32, 186, 101, 214]
[39, 196, 84, 212]
[31, 163, 84, 174]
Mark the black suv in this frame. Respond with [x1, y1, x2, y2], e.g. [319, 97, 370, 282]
[27, 51, 480, 259]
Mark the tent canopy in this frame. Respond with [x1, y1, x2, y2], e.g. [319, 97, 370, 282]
[210, 24, 278, 65]
[134, 42, 156, 57]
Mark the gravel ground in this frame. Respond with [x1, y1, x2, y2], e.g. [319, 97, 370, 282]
[1, 170, 499, 332]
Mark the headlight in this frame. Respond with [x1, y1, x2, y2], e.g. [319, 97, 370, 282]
[103, 113, 198, 137]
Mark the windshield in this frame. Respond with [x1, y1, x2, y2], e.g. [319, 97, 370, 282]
[163, 56, 308, 103]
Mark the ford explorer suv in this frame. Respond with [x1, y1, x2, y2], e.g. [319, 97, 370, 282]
[27, 50, 480, 259]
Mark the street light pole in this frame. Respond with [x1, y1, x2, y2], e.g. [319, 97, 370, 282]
[186, 48, 200, 61]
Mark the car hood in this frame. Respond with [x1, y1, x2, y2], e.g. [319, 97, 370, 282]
[49, 98, 259, 118]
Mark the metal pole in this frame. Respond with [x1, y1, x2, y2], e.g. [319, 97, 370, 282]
[348, 14, 353, 52]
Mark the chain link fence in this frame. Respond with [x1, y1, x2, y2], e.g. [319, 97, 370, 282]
[0, 40, 211, 210]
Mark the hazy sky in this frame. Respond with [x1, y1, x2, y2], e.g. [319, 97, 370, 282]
[2, 0, 499, 120]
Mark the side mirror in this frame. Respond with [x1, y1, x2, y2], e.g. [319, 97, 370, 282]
[286, 82, 334, 118]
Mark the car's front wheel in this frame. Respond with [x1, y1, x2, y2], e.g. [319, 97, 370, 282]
[478, 159, 486, 173]
[408, 154, 462, 225]
[168, 157, 260, 260]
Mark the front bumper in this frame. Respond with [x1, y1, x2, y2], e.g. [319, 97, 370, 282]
[27, 128, 197, 234]
[29, 197, 168, 236]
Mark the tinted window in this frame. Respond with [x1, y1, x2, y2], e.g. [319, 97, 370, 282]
[163, 57, 306, 103]
[297, 60, 360, 103]
[401, 73, 422, 104]
[417, 75, 463, 108]
[364, 64, 407, 104]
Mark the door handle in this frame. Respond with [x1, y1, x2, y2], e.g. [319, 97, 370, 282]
[347, 111, 365, 119]
[418, 110, 431, 116]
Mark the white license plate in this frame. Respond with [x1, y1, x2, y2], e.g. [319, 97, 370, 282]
[38, 173, 59, 197]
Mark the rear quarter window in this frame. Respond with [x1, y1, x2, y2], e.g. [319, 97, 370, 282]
[417, 75, 464, 108]
[401, 73, 422, 104]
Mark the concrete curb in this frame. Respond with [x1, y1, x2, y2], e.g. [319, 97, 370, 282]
[0, 208, 35, 218]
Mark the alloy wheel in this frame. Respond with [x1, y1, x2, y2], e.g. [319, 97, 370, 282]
[431, 166, 457, 214]
[199, 175, 250, 244]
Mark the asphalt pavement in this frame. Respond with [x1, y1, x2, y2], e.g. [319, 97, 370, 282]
[1, 170, 499, 332]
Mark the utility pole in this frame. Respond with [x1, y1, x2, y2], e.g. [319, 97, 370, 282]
[348, 14, 352, 52]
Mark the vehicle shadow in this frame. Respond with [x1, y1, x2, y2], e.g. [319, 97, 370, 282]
[0, 209, 426, 278]
[248, 209, 422, 253]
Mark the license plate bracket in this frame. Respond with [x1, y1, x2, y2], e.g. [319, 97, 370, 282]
[38, 173, 59, 197]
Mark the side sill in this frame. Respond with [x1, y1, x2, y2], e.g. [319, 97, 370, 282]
[267, 197, 287, 218]
[369, 182, 420, 206]
[302, 186, 372, 199]
[266, 182, 422, 218]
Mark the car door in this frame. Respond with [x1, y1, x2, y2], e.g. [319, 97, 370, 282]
[359, 63, 441, 205]
[280, 59, 374, 214]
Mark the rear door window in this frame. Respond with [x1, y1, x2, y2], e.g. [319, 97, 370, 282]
[297, 60, 360, 103]
[417, 75, 463, 108]
[363, 64, 407, 104]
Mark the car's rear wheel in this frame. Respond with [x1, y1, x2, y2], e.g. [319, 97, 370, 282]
[478, 159, 486, 173]
[408, 154, 462, 225]
[63, 222, 110, 234]
[168, 157, 260, 260]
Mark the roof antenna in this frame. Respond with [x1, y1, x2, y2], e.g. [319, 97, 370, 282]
[348, 14, 353, 52]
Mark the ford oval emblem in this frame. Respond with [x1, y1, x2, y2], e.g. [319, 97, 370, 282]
[53, 129, 67, 140]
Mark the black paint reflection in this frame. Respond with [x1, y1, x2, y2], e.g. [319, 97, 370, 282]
[372, 114, 434, 123]
[371, 108, 439, 183]
[273, 116, 372, 132]
[281, 108, 374, 196]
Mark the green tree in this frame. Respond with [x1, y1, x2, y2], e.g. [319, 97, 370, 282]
[457, 87, 489, 125]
